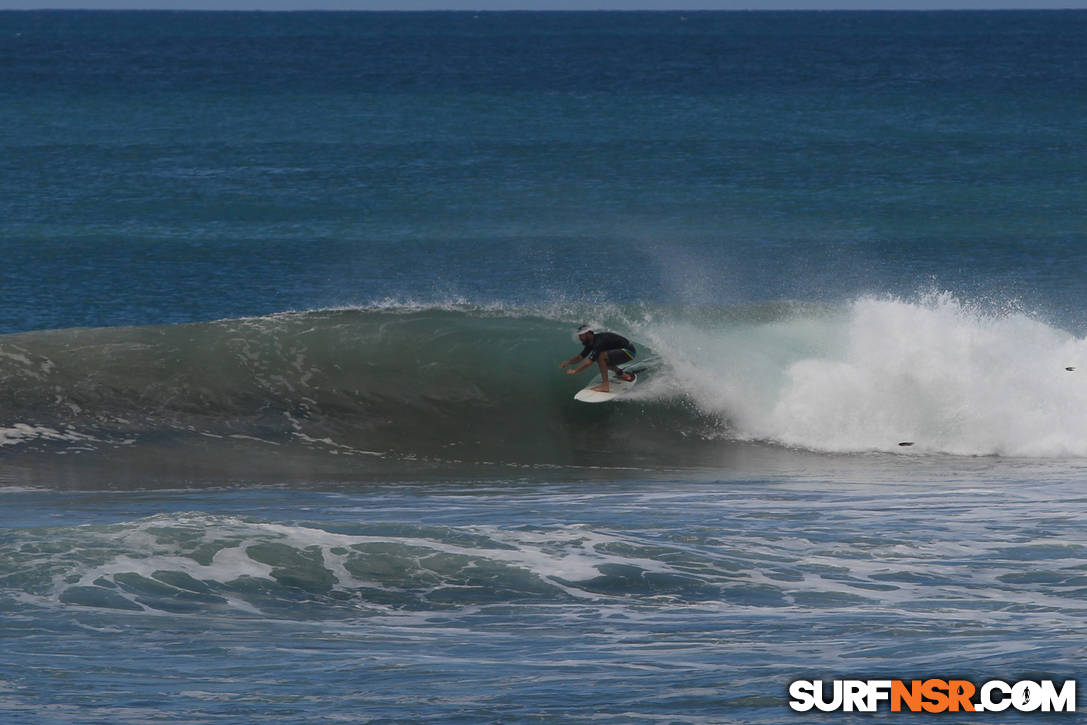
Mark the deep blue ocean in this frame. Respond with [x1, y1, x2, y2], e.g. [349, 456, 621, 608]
[3, 10, 1087, 723]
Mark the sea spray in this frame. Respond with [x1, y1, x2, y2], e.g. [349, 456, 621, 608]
[650, 294, 1087, 456]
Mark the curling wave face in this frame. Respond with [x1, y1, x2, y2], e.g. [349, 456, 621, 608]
[2, 297, 1086, 482]
[0, 306, 725, 479]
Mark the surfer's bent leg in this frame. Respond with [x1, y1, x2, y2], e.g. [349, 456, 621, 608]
[594, 353, 611, 392]
[604, 348, 636, 380]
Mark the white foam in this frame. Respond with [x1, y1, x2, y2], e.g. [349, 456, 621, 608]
[0, 423, 99, 447]
[639, 294, 1087, 457]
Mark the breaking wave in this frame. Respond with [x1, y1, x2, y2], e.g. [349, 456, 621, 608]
[2, 296, 1086, 480]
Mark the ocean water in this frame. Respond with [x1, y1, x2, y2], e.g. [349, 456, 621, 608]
[2, 9, 1087, 723]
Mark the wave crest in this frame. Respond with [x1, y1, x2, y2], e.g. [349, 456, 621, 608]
[2, 298, 1085, 478]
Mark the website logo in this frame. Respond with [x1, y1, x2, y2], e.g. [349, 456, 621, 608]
[789, 679, 1077, 713]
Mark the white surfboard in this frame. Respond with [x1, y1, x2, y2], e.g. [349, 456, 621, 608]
[574, 372, 637, 403]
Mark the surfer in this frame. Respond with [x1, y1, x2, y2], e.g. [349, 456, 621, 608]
[559, 325, 636, 393]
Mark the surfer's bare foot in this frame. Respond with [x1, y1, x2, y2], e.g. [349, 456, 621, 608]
[591, 384, 610, 393]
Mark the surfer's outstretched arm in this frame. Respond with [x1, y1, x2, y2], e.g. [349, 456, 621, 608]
[559, 354, 584, 369]
[563, 357, 592, 375]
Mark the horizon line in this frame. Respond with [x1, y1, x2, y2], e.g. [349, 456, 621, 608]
[2, 5, 1084, 10]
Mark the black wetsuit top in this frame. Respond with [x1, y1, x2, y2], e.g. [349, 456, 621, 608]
[580, 332, 635, 362]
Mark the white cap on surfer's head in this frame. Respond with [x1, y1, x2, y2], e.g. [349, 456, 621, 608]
[575, 324, 593, 340]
